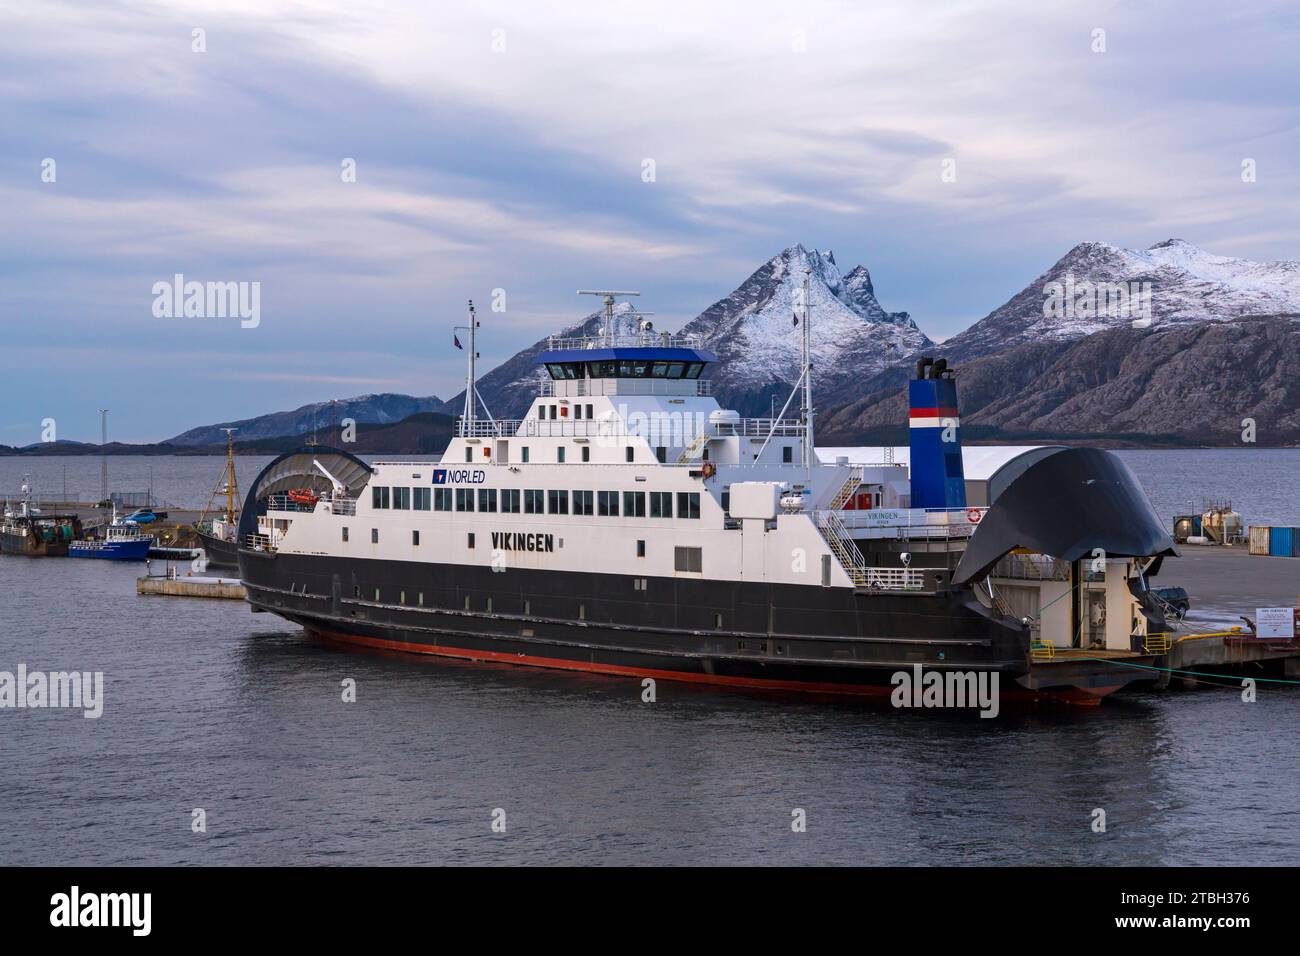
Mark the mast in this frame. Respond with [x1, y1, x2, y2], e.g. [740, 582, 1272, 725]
[99, 408, 109, 503]
[462, 299, 479, 426]
[800, 269, 814, 471]
[223, 428, 238, 524]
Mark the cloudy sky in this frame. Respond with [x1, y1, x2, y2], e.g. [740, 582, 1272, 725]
[3, 0, 1298, 441]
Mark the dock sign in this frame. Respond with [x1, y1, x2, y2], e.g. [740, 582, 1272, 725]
[1254, 607, 1297, 639]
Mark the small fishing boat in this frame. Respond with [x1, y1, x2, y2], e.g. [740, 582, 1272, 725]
[0, 478, 83, 557]
[69, 508, 153, 561]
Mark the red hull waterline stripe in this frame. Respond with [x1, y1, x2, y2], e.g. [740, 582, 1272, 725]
[307, 627, 1108, 706]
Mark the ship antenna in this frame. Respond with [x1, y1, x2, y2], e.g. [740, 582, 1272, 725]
[578, 290, 640, 345]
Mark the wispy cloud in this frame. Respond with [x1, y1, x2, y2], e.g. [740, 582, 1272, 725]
[2, 0, 1298, 439]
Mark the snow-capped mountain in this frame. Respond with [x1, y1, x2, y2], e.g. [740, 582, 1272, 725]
[679, 244, 931, 415]
[942, 239, 1300, 358]
[465, 244, 929, 419]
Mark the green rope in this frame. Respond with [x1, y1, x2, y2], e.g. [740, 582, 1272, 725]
[1076, 657, 1300, 685]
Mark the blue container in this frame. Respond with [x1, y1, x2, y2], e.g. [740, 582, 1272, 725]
[1293, 528, 1300, 558]
[1270, 526, 1293, 557]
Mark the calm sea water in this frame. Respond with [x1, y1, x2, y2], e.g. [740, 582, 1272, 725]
[1, 450, 1297, 865]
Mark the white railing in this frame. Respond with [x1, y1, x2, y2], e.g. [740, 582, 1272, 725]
[545, 331, 706, 350]
[859, 567, 927, 591]
[538, 378, 713, 397]
[993, 552, 1069, 581]
[265, 494, 317, 513]
[831, 506, 987, 540]
[456, 416, 804, 441]
[244, 533, 273, 551]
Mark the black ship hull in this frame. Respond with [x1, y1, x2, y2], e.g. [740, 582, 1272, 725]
[1, 529, 70, 557]
[239, 548, 1032, 695]
[198, 530, 241, 569]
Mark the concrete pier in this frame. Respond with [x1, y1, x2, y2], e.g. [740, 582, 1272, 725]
[136, 575, 245, 599]
[1148, 545, 1300, 688]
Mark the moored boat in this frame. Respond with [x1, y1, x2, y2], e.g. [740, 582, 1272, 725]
[0, 478, 83, 557]
[69, 509, 153, 561]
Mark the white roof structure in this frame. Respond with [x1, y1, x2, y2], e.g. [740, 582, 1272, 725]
[816, 445, 1066, 505]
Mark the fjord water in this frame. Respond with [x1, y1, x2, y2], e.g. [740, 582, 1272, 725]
[1, 451, 1297, 865]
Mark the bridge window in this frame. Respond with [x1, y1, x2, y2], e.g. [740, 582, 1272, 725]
[524, 489, 544, 514]
[456, 489, 474, 511]
[677, 492, 700, 519]
[478, 488, 497, 512]
[597, 491, 619, 516]
[413, 488, 431, 510]
[501, 489, 521, 513]
[650, 492, 672, 518]
[434, 488, 452, 511]
[372, 486, 390, 509]
[393, 487, 410, 510]
[573, 490, 593, 516]
[548, 489, 569, 514]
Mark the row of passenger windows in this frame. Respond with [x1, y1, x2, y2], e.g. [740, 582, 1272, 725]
[371, 486, 701, 518]
[537, 403, 596, 420]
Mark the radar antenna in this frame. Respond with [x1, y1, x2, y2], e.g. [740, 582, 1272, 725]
[578, 290, 640, 345]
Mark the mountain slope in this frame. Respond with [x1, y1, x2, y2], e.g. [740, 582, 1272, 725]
[167, 393, 447, 446]
[942, 239, 1300, 359]
[818, 314, 1300, 445]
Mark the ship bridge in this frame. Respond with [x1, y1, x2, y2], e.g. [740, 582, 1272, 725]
[535, 330, 718, 400]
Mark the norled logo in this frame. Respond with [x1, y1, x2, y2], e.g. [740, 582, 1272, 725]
[1042, 273, 1152, 323]
[890, 664, 999, 718]
[152, 273, 260, 328]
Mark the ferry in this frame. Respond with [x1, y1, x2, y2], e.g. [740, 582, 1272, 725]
[237, 288, 1177, 703]
[69, 508, 153, 561]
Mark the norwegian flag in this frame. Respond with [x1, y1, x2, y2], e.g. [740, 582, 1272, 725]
[454, 333, 463, 350]
[792, 310, 799, 327]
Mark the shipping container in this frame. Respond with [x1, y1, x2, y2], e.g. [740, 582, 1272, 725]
[1293, 528, 1300, 558]
[1249, 525, 1271, 555]
[1269, 526, 1293, 558]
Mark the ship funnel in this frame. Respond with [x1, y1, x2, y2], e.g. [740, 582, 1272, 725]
[908, 356, 966, 509]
